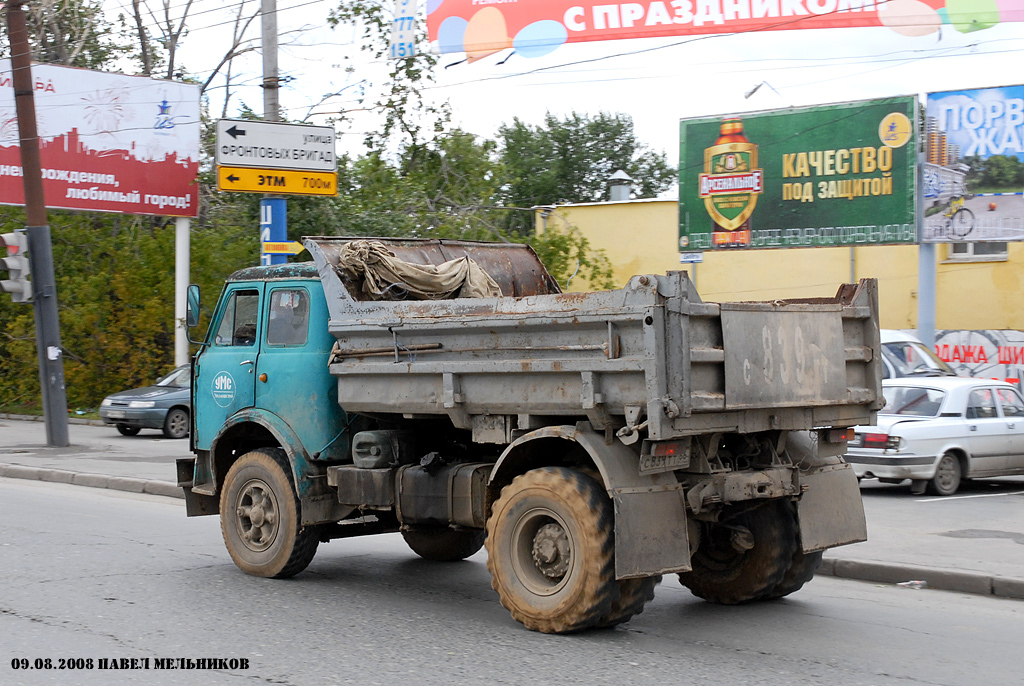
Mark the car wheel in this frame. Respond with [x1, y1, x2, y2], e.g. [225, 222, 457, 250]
[219, 448, 319, 578]
[116, 424, 141, 436]
[162, 408, 189, 439]
[485, 467, 618, 633]
[928, 452, 962, 496]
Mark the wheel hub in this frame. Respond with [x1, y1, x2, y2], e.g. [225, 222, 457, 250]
[532, 523, 570, 578]
[236, 481, 278, 551]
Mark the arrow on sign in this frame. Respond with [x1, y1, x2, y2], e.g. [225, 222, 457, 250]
[226, 125, 246, 139]
[226, 173, 239, 183]
[262, 241, 306, 255]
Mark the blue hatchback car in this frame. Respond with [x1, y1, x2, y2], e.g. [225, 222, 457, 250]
[99, 365, 191, 438]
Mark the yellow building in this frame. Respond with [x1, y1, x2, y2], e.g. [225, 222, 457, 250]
[538, 197, 1024, 331]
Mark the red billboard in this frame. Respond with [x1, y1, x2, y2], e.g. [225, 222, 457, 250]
[427, 0, 1024, 61]
[0, 61, 200, 217]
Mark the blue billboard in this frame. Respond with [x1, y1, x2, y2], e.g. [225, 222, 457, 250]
[923, 85, 1024, 242]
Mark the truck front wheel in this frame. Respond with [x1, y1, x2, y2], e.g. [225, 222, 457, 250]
[678, 500, 796, 604]
[485, 467, 618, 633]
[220, 448, 319, 579]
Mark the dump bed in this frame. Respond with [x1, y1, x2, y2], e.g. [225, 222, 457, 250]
[304, 236, 882, 442]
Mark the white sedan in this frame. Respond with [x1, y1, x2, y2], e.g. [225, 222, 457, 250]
[846, 377, 1024, 496]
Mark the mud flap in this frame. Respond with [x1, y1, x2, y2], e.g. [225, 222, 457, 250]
[613, 487, 692, 578]
[795, 462, 867, 552]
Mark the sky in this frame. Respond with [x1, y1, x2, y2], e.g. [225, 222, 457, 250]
[103, 0, 1024, 164]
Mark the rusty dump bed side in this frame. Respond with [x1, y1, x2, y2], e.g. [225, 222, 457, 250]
[304, 236, 882, 441]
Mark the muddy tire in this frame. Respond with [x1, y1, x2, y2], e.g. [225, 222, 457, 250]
[763, 549, 824, 600]
[761, 502, 824, 600]
[220, 448, 319, 578]
[116, 424, 140, 436]
[485, 467, 618, 633]
[678, 500, 797, 605]
[402, 528, 486, 561]
[596, 576, 661, 629]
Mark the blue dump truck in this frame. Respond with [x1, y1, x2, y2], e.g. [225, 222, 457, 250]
[178, 237, 881, 633]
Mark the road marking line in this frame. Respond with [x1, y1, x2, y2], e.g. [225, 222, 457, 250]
[915, 490, 1024, 502]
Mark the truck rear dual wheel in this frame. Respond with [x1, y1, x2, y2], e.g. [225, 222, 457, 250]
[678, 500, 797, 604]
[760, 502, 823, 600]
[402, 528, 486, 561]
[596, 576, 661, 629]
[762, 549, 824, 600]
[220, 448, 320, 579]
[486, 467, 621, 633]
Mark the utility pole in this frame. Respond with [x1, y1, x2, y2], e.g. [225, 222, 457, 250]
[260, 0, 287, 266]
[6, 0, 70, 446]
[261, 0, 280, 122]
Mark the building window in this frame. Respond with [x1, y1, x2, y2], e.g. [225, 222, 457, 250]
[946, 241, 1008, 262]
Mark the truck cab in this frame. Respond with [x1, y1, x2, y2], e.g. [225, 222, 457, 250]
[186, 263, 352, 526]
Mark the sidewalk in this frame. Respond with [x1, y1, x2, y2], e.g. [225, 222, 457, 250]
[3, 414, 1024, 601]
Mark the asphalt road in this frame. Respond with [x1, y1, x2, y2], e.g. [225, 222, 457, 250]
[3, 479, 1023, 686]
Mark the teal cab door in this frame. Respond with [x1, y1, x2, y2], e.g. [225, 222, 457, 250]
[255, 281, 348, 460]
[193, 284, 264, 451]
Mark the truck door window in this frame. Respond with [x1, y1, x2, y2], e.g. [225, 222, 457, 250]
[214, 290, 260, 347]
[267, 289, 309, 346]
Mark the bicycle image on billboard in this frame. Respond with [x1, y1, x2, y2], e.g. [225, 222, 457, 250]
[923, 84, 1024, 243]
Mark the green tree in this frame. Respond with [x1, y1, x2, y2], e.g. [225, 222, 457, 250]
[327, 0, 448, 152]
[496, 112, 677, 207]
[0, 0, 125, 69]
[980, 155, 1024, 189]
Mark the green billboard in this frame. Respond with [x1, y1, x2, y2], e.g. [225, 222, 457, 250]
[679, 97, 918, 251]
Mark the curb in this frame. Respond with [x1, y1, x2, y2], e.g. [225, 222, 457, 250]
[0, 462, 183, 499]
[818, 555, 1024, 601]
[0, 412, 106, 427]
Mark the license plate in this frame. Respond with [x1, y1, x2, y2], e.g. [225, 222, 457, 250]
[639, 452, 689, 475]
[107, 410, 126, 418]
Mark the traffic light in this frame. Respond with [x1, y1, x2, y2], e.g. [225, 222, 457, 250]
[1, 230, 32, 303]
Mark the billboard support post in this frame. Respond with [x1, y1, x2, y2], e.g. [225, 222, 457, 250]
[916, 149, 936, 348]
[7, 0, 69, 447]
[175, 217, 191, 367]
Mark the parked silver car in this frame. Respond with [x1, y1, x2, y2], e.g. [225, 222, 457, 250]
[846, 377, 1024, 495]
[99, 365, 191, 438]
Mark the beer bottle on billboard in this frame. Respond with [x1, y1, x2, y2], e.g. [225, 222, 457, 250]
[699, 117, 762, 248]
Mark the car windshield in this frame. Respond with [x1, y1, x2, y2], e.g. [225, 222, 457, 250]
[882, 341, 956, 377]
[882, 386, 946, 417]
[155, 367, 190, 388]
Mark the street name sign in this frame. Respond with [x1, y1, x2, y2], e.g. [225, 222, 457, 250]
[217, 166, 337, 197]
[216, 119, 336, 173]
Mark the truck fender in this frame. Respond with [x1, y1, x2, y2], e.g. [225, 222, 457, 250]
[490, 425, 693, 579]
[210, 409, 347, 525]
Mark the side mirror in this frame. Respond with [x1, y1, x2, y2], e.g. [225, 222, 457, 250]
[186, 284, 200, 328]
